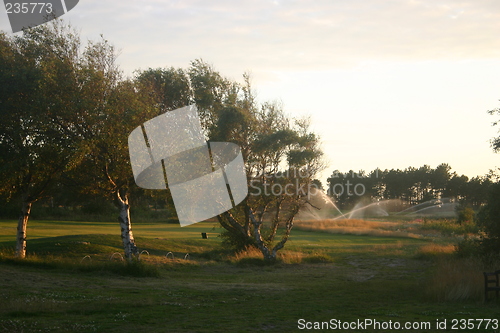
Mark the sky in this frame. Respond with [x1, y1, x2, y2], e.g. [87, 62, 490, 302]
[2, 0, 500, 184]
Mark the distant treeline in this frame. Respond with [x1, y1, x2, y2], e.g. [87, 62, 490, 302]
[327, 163, 497, 209]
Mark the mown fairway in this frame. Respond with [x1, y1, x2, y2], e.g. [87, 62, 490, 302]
[0, 219, 498, 332]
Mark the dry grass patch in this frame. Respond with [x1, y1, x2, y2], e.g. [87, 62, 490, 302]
[231, 246, 263, 262]
[230, 246, 306, 264]
[425, 257, 500, 302]
[277, 250, 304, 264]
[417, 243, 455, 257]
[229, 246, 334, 264]
[295, 219, 422, 238]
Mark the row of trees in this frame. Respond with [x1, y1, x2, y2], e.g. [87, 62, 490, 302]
[0, 22, 156, 258]
[327, 163, 497, 209]
[0, 21, 323, 261]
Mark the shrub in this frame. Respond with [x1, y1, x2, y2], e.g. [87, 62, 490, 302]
[456, 205, 475, 225]
[421, 218, 478, 236]
[219, 229, 255, 252]
[455, 236, 483, 258]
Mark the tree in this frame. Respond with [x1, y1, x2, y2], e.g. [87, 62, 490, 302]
[135, 67, 192, 113]
[0, 23, 87, 258]
[187, 61, 324, 261]
[430, 163, 452, 199]
[382, 168, 412, 204]
[188, 59, 235, 132]
[327, 169, 383, 210]
[68, 62, 197, 259]
[488, 103, 500, 152]
[465, 176, 492, 208]
[327, 163, 479, 212]
[0, 21, 159, 259]
[444, 173, 469, 199]
[474, 103, 500, 255]
[476, 183, 500, 254]
[65, 39, 162, 260]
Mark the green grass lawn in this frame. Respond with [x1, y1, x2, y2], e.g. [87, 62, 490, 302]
[0, 219, 498, 332]
[0, 219, 222, 241]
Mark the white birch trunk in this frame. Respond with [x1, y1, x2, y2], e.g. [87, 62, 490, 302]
[248, 208, 274, 261]
[117, 191, 138, 260]
[16, 200, 32, 258]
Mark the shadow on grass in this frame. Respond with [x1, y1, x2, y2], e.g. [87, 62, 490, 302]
[0, 252, 161, 278]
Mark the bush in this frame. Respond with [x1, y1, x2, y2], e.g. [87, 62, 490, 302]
[219, 229, 255, 251]
[420, 218, 478, 236]
[455, 236, 483, 258]
[456, 205, 475, 225]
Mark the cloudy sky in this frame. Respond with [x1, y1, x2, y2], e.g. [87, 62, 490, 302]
[2, 0, 500, 183]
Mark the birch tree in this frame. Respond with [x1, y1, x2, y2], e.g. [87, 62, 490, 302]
[72, 79, 154, 259]
[65, 39, 162, 260]
[0, 24, 86, 258]
[0, 22, 153, 259]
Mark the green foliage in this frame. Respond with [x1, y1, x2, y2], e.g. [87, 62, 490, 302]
[475, 182, 500, 255]
[135, 67, 192, 112]
[185, 60, 324, 261]
[453, 183, 500, 259]
[0, 22, 86, 204]
[420, 218, 478, 236]
[219, 229, 255, 251]
[80, 200, 116, 216]
[328, 164, 493, 208]
[488, 105, 500, 152]
[455, 236, 483, 258]
[456, 205, 475, 225]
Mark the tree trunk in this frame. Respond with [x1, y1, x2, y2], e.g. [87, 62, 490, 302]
[248, 208, 275, 262]
[270, 214, 295, 258]
[16, 199, 32, 258]
[117, 191, 138, 260]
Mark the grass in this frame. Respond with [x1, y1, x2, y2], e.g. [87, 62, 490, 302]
[294, 219, 424, 238]
[0, 218, 499, 332]
[419, 218, 479, 236]
[415, 243, 456, 258]
[0, 219, 222, 243]
[294, 217, 480, 239]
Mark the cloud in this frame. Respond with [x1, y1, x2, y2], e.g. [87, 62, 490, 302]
[104, 0, 499, 75]
[4, 0, 499, 76]
[2, 0, 498, 180]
